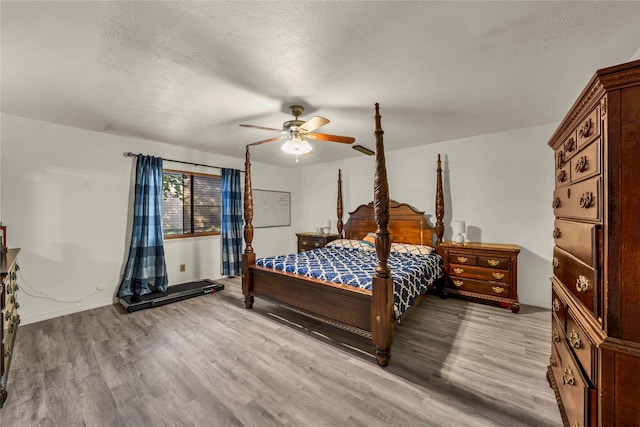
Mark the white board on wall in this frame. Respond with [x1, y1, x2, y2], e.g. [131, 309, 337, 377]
[253, 189, 291, 228]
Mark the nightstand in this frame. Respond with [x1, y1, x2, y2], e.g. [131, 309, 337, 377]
[437, 241, 520, 313]
[296, 233, 341, 252]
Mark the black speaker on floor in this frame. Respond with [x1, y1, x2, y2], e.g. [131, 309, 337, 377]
[119, 279, 224, 313]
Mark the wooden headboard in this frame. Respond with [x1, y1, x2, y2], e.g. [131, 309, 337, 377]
[343, 200, 435, 246]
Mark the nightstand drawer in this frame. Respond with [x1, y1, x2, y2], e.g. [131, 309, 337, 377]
[448, 277, 510, 297]
[300, 237, 324, 248]
[296, 233, 340, 253]
[477, 255, 510, 270]
[448, 253, 477, 266]
[449, 264, 510, 283]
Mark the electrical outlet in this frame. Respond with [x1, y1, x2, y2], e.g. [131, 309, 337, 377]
[180, 264, 186, 272]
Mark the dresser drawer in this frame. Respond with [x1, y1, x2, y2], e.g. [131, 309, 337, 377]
[447, 276, 510, 297]
[450, 264, 510, 283]
[566, 309, 595, 384]
[553, 219, 598, 268]
[550, 337, 563, 380]
[556, 338, 594, 427]
[570, 140, 601, 184]
[556, 162, 570, 188]
[576, 105, 600, 149]
[552, 313, 565, 345]
[562, 132, 578, 161]
[552, 284, 567, 332]
[448, 252, 477, 266]
[553, 247, 598, 318]
[553, 176, 601, 221]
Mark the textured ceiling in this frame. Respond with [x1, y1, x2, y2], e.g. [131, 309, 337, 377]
[2, 1, 640, 167]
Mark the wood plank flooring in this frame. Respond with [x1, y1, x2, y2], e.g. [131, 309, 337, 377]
[0, 277, 562, 426]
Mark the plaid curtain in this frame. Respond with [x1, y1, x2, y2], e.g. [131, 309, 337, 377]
[222, 168, 242, 276]
[118, 156, 168, 297]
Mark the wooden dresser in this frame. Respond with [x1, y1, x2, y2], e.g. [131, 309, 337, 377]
[296, 232, 340, 253]
[547, 59, 640, 427]
[1, 248, 20, 408]
[438, 241, 520, 313]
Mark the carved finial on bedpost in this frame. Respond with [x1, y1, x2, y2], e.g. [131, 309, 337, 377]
[337, 169, 344, 237]
[435, 154, 444, 244]
[373, 103, 391, 277]
[372, 103, 393, 367]
[243, 145, 254, 254]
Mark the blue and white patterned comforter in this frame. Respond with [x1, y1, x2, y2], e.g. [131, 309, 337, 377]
[255, 245, 443, 319]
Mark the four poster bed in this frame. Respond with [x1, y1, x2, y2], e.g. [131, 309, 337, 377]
[241, 104, 445, 367]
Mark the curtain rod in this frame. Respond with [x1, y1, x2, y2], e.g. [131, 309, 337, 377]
[124, 152, 245, 173]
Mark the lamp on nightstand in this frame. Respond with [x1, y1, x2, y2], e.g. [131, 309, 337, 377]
[452, 221, 466, 244]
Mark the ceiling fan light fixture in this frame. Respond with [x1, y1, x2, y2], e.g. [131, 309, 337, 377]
[281, 131, 312, 155]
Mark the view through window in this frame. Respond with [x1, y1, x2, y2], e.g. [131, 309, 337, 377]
[162, 169, 222, 238]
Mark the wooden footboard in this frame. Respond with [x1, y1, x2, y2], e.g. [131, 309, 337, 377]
[251, 267, 372, 335]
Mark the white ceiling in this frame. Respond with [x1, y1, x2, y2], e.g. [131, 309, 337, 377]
[2, 1, 640, 167]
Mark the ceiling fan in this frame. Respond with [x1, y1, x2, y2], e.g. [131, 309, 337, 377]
[239, 105, 356, 156]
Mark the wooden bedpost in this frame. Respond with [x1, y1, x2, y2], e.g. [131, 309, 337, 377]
[242, 145, 255, 309]
[435, 154, 444, 244]
[371, 103, 394, 367]
[337, 169, 344, 237]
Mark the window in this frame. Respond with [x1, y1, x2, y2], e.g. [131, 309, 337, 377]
[162, 169, 222, 238]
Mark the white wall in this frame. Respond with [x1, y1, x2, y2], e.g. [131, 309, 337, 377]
[292, 123, 558, 308]
[0, 113, 295, 324]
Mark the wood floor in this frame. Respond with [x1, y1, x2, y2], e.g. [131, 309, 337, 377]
[1, 277, 562, 426]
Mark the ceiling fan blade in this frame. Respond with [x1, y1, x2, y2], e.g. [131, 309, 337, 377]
[247, 135, 287, 147]
[239, 124, 283, 132]
[305, 132, 355, 144]
[300, 116, 330, 133]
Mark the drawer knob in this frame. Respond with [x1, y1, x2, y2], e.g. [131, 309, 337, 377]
[487, 259, 500, 267]
[569, 329, 582, 349]
[552, 299, 560, 313]
[576, 275, 590, 293]
[456, 256, 468, 263]
[552, 197, 561, 209]
[553, 328, 561, 342]
[314, 242, 321, 247]
[562, 365, 576, 386]
[553, 257, 559, 269]
[572, 422, 581, 427]
[549, 353, 557, 367]
[492, 286, 505, 294]
[579, 192, 593, 209]
[553, 227, 560, 239]
[453, 267, 464, 275]
[453, 279, 464, 287]
[564, 137, 575, 153]
[492, 272, 504, 280]
[556, 150, 565, 169]
[557, 170, 566, 183]
[574, 156, 588, 173]
[579, 118, 592, 138]
[301, 240, 309, 246]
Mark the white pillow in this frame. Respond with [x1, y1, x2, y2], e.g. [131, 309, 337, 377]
[325, 239, 375, 251]
[390, 243, 434, 256]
